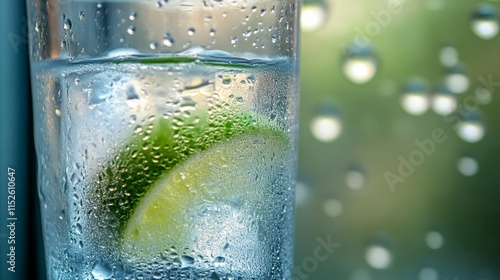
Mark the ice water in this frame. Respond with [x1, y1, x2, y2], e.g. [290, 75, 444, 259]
[31, 50, 297, 279]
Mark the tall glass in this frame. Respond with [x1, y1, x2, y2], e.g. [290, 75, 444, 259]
[26, 0, 299, 279]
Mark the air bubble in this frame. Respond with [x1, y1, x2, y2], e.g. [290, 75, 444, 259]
[439, 46, 458, 67]
[346, 166, 366, 190]
[209, 28, 216, 36]
[187, 27, 195, 36]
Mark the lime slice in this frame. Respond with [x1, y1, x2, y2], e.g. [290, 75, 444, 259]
[121, 130, 288, 258]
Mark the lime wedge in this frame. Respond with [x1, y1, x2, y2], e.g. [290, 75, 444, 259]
[120, 130, 288, 258]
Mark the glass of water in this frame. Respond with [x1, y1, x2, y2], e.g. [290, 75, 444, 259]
[26, 0, 299, 278]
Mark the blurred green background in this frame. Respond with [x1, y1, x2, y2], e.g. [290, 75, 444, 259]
[294, 0, 500, 279]
[2, 0, 500, 279]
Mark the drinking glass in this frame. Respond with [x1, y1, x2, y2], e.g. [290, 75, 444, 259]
[26, 0, 299, 278]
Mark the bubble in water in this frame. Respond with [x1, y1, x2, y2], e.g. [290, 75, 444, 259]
[187, 27, 195, 36]
[456, 111, 485, 143]
[55, 108, 61, 116]
[125, 86, 140, 108]
[163, 33, 175, 47]
[471, 4, 499, 40]
[425, 230, 444, 249]
[230, 36, 238, 44]
[129, 11, 137, 21]
[301, 0, 328, 32]
[425, 0, 444, 11]
[401, 78, 430, 116]
[323, 199, 343, 218]
[149, 40, 158, 50]
[310, 104, 342, 142]
[365, 242, 392, 269]
[346, 167, 366, 190]
[63, 19, 72, 30]
[91, 260, 113, 280]
[439, 46, 458, 67]
[445, 65, 469, 94]
[419, 267, 439, 280]
[127, 25, 136, 35]
[431, 84, 456, 116]
[342, 42, 378, 84]
[79, 11, 85, 20]
[457, 156, 479, 176]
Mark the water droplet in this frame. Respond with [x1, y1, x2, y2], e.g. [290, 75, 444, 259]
[419, 267, 439, 280]
[96, 3, 103, 9]
[214, 256, 226, 266]
[63, 19, 72, 30]
[346, 166, 366, 190]
[75, 223, 83, 235]
[156, 1, 163, 8]
[55, 108, 61, 116]
[471, 4, 499, 40]
[149, 40, 158, 50]
[425, 230, 444, 249]
[209, 28, 216, 36]
[91, 260, 113, 280]
[181, 255, 195, 266]
[125, 86, 140, 108]
[310, 104, 342, 142]
[127, 25, 136, 35]
[458, 156, 479, 176]
[456, 111, 486, 143]
[445, 65, 469, 94]
[401, 78, 430, 116]
[129, 11, 137, 20]
[260, 8, 267, 16]
[365, 244, 392, 269]
[271, 33, 277, 43]
[342, 42, 378, 84]
[323, 199, 343, 218]
[163, 33, 174, 47]
[187, 27, 195, 36]
[439, 46, 458, 67]
[431, 84, 456, 116]
[230, 36, 238, 44]
[301, 0, 328, 32]
[79, 11, 85, 20]
[59, 210, 65, 220]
